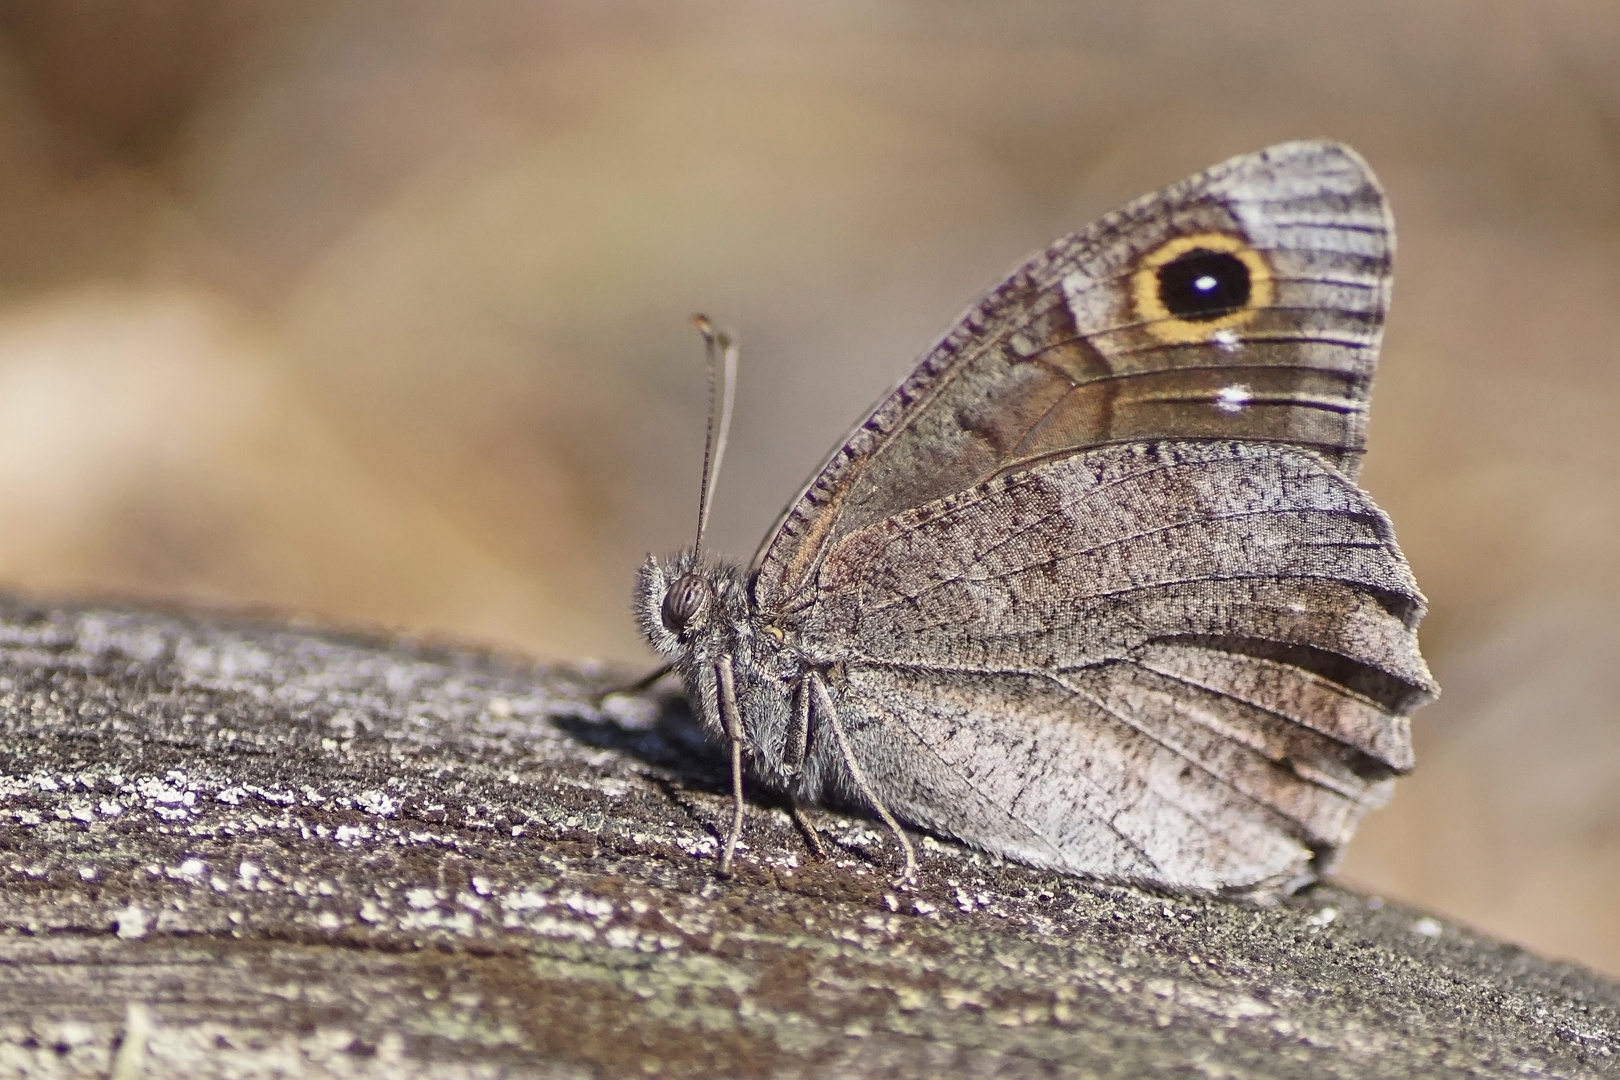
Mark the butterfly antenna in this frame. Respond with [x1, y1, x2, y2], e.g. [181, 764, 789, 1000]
[690, 314, 738, 554]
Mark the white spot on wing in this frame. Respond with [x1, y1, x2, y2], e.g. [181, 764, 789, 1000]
[1211, 329, 1240, 351]
[1215, 384, 1252, 413]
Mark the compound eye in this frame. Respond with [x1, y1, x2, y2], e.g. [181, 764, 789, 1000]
[660, 573, 711, 634]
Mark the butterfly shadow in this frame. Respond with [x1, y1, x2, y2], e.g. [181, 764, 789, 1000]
[551, 688, 899, 873]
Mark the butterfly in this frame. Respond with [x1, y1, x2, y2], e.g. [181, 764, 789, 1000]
[635, 141, 1438, 894]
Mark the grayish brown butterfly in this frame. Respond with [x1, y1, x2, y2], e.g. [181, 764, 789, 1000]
[635, 141, 1438, 894]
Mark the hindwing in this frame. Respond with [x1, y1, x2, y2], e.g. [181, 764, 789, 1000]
[790, 441, 1436, 889]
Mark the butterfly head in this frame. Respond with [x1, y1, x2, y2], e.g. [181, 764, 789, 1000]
[635, 548, 749, 662]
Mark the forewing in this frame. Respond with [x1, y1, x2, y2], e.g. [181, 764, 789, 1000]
[795, 441, 1435, 890]
[754, 142, 1392, 612]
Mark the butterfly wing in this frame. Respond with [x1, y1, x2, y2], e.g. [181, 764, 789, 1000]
[800, 441, 1436, 890]
[754, 141, 1393, 613]
[751, 142, 1431, 889]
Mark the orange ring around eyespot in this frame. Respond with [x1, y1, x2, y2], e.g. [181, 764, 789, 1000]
[1130, 232, 1274, 344]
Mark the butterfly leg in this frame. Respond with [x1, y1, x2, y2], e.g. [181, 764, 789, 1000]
[783, 674, 812, 777]
[590, 663, 672, 707]
[808, 671, 917, 883]
[714, 655, 747, 876]
[788, 798, 829, 861]
[783, 679, 828, 860]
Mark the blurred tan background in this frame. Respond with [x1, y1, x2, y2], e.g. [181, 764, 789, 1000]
[0, 1, 1616, 976]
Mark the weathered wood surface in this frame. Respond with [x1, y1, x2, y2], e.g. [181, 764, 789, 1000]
[0, 597, 1615, 1079]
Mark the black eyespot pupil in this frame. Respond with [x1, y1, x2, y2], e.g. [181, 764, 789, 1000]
[1156, 249, 1251, 321]
[661, 574, 708, 633]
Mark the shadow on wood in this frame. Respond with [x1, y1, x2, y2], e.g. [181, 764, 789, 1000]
[0, 597, 1615, 1077]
